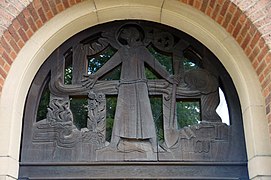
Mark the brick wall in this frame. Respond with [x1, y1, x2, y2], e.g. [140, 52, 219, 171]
[0, 0, 271, 139]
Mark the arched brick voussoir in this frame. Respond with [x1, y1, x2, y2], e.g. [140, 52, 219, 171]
[0, 0, 271, 138]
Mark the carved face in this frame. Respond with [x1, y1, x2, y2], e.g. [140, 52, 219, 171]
[119, 28, 131, 41]
[118, 26, 142, 46]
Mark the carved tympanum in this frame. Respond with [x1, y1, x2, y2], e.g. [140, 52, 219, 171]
[25, 22, 233, 162]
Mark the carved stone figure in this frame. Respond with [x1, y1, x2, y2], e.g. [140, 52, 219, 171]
[83, 25, 173, 152]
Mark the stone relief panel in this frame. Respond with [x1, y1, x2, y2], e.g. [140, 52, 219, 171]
[21, 21, 244, 163]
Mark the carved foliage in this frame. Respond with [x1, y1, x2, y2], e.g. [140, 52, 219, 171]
[33, 95, 79, 148]
[33, 93, 107, 150]
[86, 91, 106, 145]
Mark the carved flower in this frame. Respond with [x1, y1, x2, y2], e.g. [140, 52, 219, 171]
[88, 91, 96, 100]
[88, 100, 97, 110]
[96, 93, 105, 103]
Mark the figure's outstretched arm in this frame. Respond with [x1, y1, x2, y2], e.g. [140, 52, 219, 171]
[82, 52, 121, 88]
[143, 48, 174, 83]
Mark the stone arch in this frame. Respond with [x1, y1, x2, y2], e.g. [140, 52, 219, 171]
[0, 0, 270, 179]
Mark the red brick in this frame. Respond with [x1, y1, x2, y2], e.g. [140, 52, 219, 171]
[240, 20, 250, 37]
[3, 63, 10, 73]
[227, 24, 234, 34]
[259, 37, 266, 48]
[245, 46, 252, 56]
[26, 29, 33, 39]
[41, 0, 50, 12]
[220, 0, 230, 16]
[228, 3, 236, 14]
[46, 11, 53, 20]
[252, 60, 259, 69]
[239, 14, 246, 24]
[262, 75, 271, 89]
[36, 19, 43, 28]
[237, 36, 243, 45]
[48, 1, 58, 15]
[62, 0, 70, 8]
[68, 0, 76, 6]
[27, 17, 38, 32]
[250, 46, 261, 63]
[265, 52, 271, 64]
[263, 63, 271, 77]
[231, 8, 241, 27]
[3, 31, 12, 42]
[0, 76, 4, 86]
[0, 57, 4, 66]
[200, 0, 208, 12]
[0, 37, 11, 53]
[33, 0, 42, 9]
[56, 4, 64, 12]
[9, 39, 20, 53]
[0, 46, 3, 55]
[37, 8, 47, 23]
[206, 7, 212, 16]
[263, 86, 269, 97]
[12, 19, 20, 31]
[194, 0, 201, 9]
[28, 3, 39, 21]
[222, 13, 232, 29]
[265, 92, 271, 105]
[212, 4, 221, 20]
[17, 14, 29, 31]
[10, 51, 17, 60]
[258, 45, 269, 62]
[8, 26, 20, 42]
[209, 0, 216, 8]
[241, 34, 251, 49]
[0, 67, 7, 79]
[256, 61, 266, 75]
[217, 15, 223, 25]
[2, 51, 12, 65]
[17, 39, 24, 49]
[249, 25, 257, 36]
[188, 0, 193, 5]
[22, 8, 31, 19]
[18, 28, 28, 43]
[250, 32, 261, 49]
[233, 22, 242, 38]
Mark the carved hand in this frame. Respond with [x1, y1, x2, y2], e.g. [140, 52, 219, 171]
[168, 74, 180, 85]
[82, 74, 98, 89]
